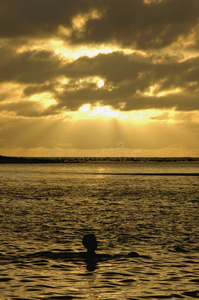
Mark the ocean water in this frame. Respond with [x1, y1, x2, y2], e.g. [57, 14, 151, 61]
[0, 161, 199, 299]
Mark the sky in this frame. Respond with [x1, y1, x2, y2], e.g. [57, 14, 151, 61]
[0, 0, 199, 158]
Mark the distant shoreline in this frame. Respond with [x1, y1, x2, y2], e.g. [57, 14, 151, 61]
[0, 155, 199, 164]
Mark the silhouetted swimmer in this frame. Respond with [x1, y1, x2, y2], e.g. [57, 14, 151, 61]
[18, 235, 150, 270]
[81, 234, 148, 271]
[82, 234, 97, 254]
[82, 234, 98, 271]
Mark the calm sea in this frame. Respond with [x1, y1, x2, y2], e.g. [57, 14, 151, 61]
[0, 161, 199, 299]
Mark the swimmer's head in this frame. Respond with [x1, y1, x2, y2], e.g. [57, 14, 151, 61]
[82, 234, 97, 253]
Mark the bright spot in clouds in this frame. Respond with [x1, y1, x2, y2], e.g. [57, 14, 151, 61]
[97, 79, 104, 88]
[78, 104, 127, 120]
[0, 0, 199, 157]
[76, 105, 179, 123]
[30, 93, 57, 108]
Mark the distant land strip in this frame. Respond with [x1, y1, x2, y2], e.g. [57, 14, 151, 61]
[84, 172, 199, 176]
[0, 155, 199, 164]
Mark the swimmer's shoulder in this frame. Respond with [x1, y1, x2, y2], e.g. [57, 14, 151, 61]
[127, 251, 140, 257]
[127, 251, 151, 259]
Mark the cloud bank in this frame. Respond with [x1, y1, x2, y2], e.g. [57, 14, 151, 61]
[0, 0, 198, 156]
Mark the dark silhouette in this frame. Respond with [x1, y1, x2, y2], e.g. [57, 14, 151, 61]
[82, 234, 98, 271]
[82, 234, 97, 253]
[12, 234, 149, 272]
[81, 234, 144, 271]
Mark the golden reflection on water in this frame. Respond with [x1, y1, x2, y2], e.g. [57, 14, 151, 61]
[0, 162, 199, 299]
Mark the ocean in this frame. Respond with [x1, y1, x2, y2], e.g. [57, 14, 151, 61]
[0, 161, 199, 299]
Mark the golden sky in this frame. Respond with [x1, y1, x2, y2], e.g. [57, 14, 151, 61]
[0, 0, 199, 157]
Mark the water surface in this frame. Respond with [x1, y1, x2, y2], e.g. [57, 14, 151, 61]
[0, 161, 199, 299]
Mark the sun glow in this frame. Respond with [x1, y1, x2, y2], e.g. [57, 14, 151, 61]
[75, 104, 179, 124]
[90, 106, 122, 118]
[79, 104, 91, 113]
[15, 37, 144, 63]
[62, 45, 119, 60]
[77, 104, 128, 120]
[143, 84, 182, 97]
[97, 79, 104, 88]
[157, 88, 182, 97]
[29, 93, 57, 108]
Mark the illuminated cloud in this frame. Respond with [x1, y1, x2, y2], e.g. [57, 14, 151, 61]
[1, 48, 199, 113]
[0, 0, 198, 156]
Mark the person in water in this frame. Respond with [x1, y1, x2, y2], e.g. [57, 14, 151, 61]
[82, 234, 98, 271]
[81, 234, 143, 271]
[22, 234, 148, 272]
[82, 234, 98, 254]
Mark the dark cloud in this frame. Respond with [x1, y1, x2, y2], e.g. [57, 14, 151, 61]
[75, 0, 199, 49]
[1, 46, 199, 114]
[63, 51, 148, 83]
[0, 0, 198, 50]
[0, 46, 62, 83]
[55, 52, 199, 111]
[122, 94, 199, 111]
[0, 0, 93, 38]
[23, 83, 55, 96]
[0, 100, 59, 118]
[55, 86, 199, 112]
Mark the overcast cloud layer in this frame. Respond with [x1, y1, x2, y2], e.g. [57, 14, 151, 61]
[0, 0, 199, 156]
[0, 0, 199, 49]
